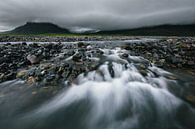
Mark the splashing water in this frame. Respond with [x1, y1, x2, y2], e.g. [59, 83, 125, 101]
[1, 46, 195, 129]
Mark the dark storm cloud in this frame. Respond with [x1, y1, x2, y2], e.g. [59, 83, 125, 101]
[0, 0, 195, 32]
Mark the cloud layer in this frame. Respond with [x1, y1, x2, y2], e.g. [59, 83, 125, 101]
[0, 0, 195, 31]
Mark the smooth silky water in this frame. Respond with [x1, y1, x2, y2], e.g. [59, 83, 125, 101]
[0, 41, 195, 129]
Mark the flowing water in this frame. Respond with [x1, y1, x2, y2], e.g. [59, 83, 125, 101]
[0, 41, 195, 129]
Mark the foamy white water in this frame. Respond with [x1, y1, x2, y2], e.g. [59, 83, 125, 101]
[1, 45, 195, 129]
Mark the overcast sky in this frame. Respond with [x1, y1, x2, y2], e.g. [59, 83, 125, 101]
[0, 0, 195, 32]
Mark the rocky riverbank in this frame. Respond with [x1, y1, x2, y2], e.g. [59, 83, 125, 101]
[1, 37, 195, 129]
[0, 35, 137, 42]
[0, 37, 195, 85]
[123, 38, 195, 68]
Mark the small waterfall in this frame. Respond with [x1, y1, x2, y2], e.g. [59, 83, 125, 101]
[1, 47, 195, 129]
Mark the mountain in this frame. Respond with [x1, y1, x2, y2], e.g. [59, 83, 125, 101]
[2, 22, 195, 36]
[6, 22, 69, 34]
[98, 24, 195, 36]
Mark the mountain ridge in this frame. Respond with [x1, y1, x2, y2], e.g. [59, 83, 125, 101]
[2, 22, 195, 36]
[99, 24, 195, 36]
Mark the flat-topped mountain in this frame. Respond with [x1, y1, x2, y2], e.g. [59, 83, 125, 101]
[6, 22, 69, 34]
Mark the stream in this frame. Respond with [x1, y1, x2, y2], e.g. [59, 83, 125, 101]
[0, 40, 195, 129]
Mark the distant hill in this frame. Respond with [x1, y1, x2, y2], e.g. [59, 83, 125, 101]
[98, 24, 195, 36]
[2, 22, 195, 36]
[5, 22, 69, 34]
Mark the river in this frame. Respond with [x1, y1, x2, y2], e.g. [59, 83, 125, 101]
[0, 40, 195, 129]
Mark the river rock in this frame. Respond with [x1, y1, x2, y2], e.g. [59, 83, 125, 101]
[27, 76, 37, 84]
[27, 54, 40, 64]
[72, 53, 82, 62]
[16, 70, 28, 79]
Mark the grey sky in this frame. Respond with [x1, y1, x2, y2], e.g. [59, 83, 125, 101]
[0, 0, 195, 32]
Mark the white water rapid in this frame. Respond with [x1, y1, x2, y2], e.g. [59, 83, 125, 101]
[1, 46, 195, 129]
